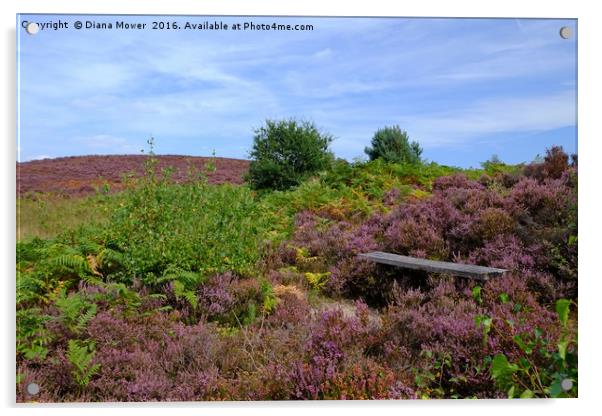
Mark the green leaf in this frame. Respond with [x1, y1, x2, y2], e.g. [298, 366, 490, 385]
[472, 286, 482, 303]
[519, 357, 531, 369]
[475, 315, 493, 345]
[482, 317, 492, 335]
[491, 353, 518, 383]
[520, 389, 534, 398]
[491, 353, 520, 393]
[558, 339, 569, 361]
[556, 299, 571, 327]
[549, 379, 563, 397]
[513, 334, 528, 351]
[499, 293, 510, 304]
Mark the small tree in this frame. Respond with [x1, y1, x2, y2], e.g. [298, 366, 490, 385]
[481, 154, 507, 173]
[246, 119, 333, 191]
[364, 125, 422, 164]
[488, 154, 502, 165]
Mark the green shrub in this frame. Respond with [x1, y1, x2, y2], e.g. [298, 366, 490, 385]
[364, 125, 422, 164]
[323, 158, 463, 195]
[246, 119, 334, 191]
[481, 155, 522, 176]
[107, 160, 270, 285]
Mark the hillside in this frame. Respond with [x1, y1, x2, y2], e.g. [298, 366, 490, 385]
[17, 155, 250, 196]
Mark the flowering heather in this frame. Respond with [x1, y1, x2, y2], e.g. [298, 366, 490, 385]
[282, 162, 577, 302]
[197, 272, 237, 318]
[17, 155, 249, 196]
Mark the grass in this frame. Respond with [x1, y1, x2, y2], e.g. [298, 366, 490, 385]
[17, 194, 121, 241]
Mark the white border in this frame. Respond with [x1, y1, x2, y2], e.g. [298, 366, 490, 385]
[3, 1, 600, 415]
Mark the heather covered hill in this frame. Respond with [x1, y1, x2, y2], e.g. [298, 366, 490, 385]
[17, 155, 250, 196]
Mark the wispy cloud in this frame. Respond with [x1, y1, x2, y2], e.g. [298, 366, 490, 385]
[29, 154, 51, 161]
[396, 90, 576, 147]
[18, 15, 577, 166]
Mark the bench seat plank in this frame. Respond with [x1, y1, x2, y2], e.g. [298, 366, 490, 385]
[358, 251, 507, 281]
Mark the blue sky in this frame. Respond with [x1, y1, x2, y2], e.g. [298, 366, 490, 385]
[17, 15, 577, 168]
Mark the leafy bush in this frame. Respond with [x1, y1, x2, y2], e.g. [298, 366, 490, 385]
[364, 125, 422, 164]
[246, 119, 334, 191]
[107, 165, 270, 285]
[480, 155, 522, 177]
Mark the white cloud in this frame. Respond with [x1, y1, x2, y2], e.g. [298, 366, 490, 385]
[28, 154, 51, 161]
[313, 48, 332, 59]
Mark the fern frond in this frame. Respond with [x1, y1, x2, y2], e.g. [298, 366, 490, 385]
[55, 290, 97, 333]
[177, 270, 206, 288]
[75, 303, 97, 333]
[16, 272, 43, 305]
[172, 280, 198, 309]
[67, 339, 100, 388]
[86, 255, 103, 278]
[159, 266, 205, 290]
[48, 254, 90, 274]
[76, 240, 102, 256]
[183, 290, 198, 309]
[96, 248, 124, 270]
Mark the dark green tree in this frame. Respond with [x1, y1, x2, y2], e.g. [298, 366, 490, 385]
[246, 119, 334, 191]
[364, 125, 422, 164]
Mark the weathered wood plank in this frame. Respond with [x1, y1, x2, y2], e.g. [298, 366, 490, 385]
[358, 251, 507, 281]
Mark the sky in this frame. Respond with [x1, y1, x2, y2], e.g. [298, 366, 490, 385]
[17, 15, 577, 168]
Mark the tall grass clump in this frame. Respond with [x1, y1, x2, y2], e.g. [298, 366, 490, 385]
[17, 194, 119, 240]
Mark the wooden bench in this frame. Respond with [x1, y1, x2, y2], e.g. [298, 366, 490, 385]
[358, 251, 507, 281]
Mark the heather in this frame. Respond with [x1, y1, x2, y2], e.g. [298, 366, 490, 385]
[16, 145, 577, 401]
[17, 154, 249, 197]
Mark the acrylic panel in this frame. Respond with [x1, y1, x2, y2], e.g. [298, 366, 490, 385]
[16, 14, 578, 402]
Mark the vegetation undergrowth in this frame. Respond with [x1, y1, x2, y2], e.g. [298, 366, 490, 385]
[16, 135, 577, 401]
